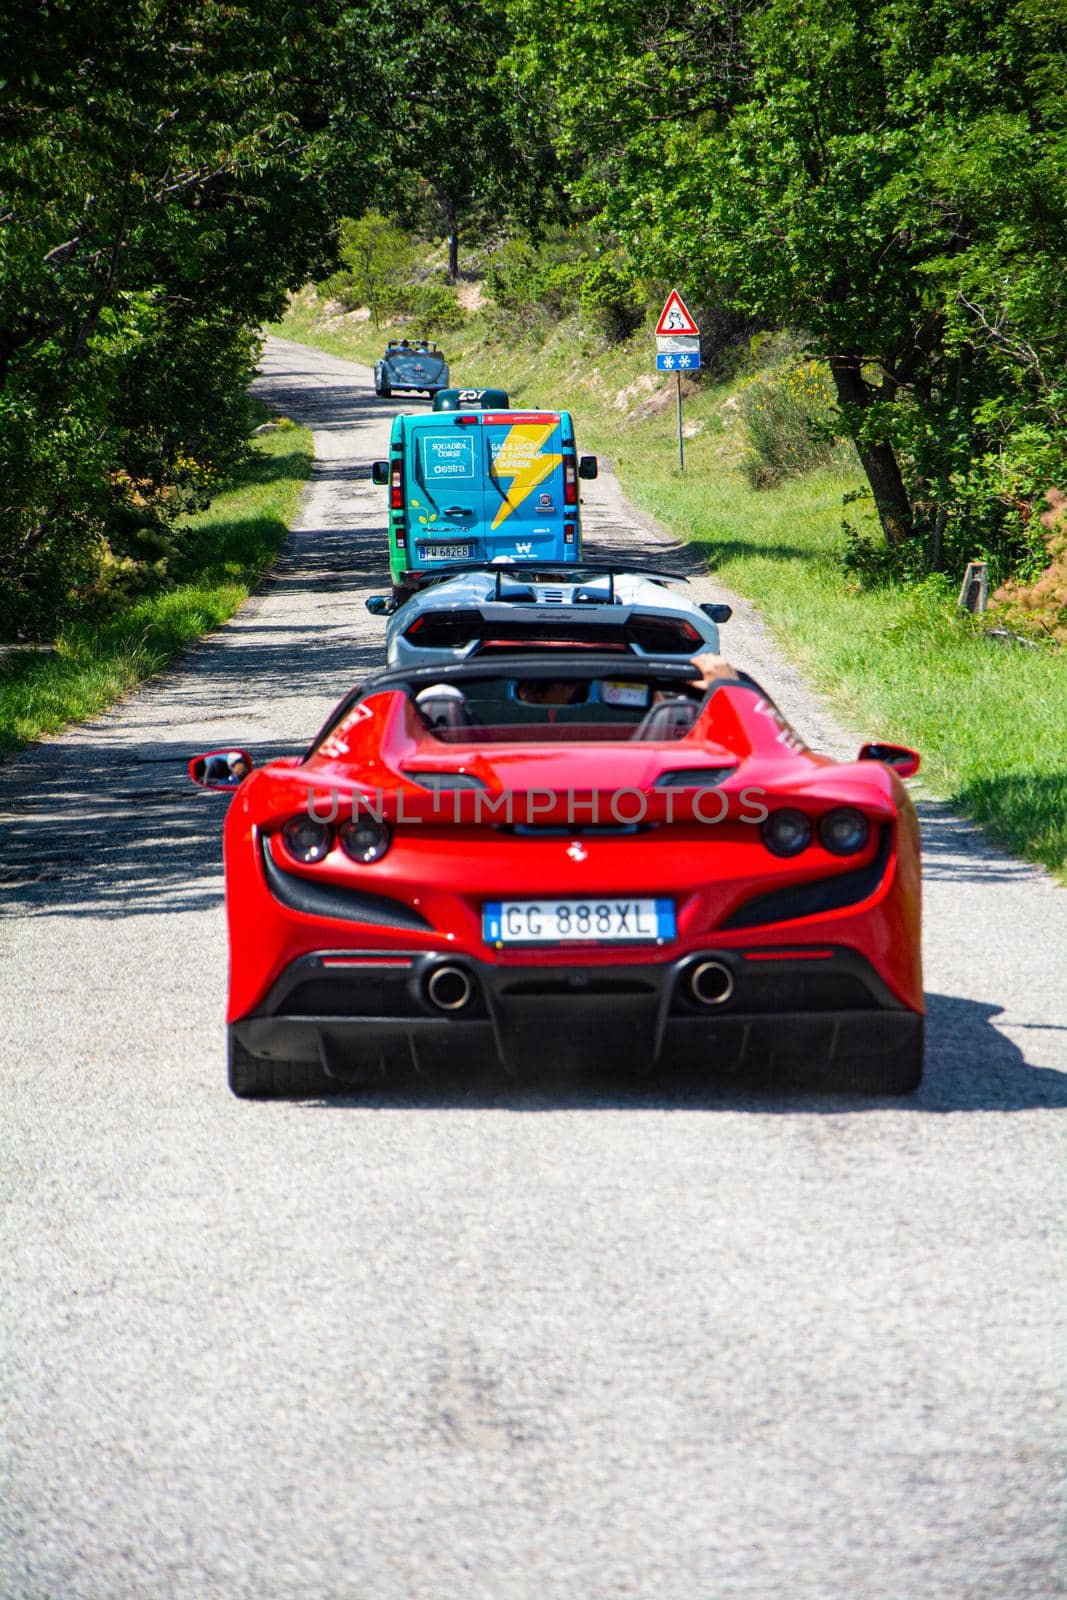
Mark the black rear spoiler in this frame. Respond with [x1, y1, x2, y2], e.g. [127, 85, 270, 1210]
[400, 561, 691, 597]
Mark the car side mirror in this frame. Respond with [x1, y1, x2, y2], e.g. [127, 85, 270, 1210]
[858, 741, 921, 779]
[371, 461, 389, 485]
[189, 749, 254, 789]
[700, 602, 733, 624]
[365, 594, 397, 616]
[578, 456, 598, 480]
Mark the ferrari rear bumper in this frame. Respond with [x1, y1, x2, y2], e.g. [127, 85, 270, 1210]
[232, 946, 923, 1089]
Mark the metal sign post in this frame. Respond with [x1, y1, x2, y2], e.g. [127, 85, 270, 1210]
[676, 372, 684, 473]
[655, 292, 701, 475]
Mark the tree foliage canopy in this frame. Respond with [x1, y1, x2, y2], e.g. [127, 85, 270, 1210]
[3, 0, 1064, 636]
[0, 0, 375, 633]
[345, 0, 567, 278]
[508, 0, 1067, 571]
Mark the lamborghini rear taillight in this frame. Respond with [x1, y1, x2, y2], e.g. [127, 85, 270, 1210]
[628, 616, 702, 652]
[404, 610, 481, 648]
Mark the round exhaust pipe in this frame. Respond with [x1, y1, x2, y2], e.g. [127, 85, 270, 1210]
[425, 964, 474, 1013]
[687, 959, 735, 1007]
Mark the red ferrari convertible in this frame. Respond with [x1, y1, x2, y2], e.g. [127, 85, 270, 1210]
[190, 655, 923, 1097]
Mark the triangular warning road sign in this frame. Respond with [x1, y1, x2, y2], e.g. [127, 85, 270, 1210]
[655, 290, 700, 337]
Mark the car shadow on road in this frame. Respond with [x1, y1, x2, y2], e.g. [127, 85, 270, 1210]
[916, 799, 1058, 885]
[0, 648, 382, 920]
[580, 532, 704, 581]
[250, 378, 384, 431]
[0, 486, 396, 920]
[307, 990, 1066, 1115]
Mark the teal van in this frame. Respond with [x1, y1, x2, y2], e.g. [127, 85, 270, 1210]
[371, 391, 597, 595]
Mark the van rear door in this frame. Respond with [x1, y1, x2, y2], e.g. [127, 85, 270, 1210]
[482, 412, 576, 561]
[406, 416, 488, 566]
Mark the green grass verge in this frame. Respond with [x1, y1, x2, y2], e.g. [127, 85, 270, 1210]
[273, 298, 1067, 877]
[0, 418, 313, 758]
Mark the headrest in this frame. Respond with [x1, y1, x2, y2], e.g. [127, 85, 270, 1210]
[631, 697, 699, 741]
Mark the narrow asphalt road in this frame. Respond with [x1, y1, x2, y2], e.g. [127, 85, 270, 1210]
[1, 336, 1064, 1600]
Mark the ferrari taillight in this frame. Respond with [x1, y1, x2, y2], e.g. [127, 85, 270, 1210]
[338, 817, 391, 864]
[761, 809, 813, 857]
[280, 816, 332, 864]
[563, 455, 578, 506]
[390, 456, 403, 511]
[818, 808, 870, 856]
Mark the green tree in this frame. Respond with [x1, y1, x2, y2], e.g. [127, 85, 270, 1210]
[344, 0, 558, 279]
[0, 0, 377, 631]
[326, 212, 419, 325]
[509, 0, 1067, 570]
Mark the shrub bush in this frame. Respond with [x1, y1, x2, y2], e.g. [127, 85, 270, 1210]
[0, 312, 260, 637]
[484, 238, 589, 327]
[692, 302, 763, 378]
[484, 240, 540, 313]
[381, 277, 465, 333]
[579, 258, 643, 343]
[738, 363, 847, 488]
[319, 212, 420, 324]
[990, 489, 1067, 645]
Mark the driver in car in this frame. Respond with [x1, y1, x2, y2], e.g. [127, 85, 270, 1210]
[416, 653, 738, 733]
[202, 752, 250, 785]
[514, 680, 584, 706]
[513, 653, 735, 705]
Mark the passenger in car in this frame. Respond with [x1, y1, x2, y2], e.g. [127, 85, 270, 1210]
[413, 655, 739, 738]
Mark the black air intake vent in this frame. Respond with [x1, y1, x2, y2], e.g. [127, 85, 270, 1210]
[262, 838, 432, 931]
[402, 771, 487, 792]
[721, 829, 891, 930]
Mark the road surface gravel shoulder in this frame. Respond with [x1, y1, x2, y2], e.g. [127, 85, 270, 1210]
[0, 335, 1063, 1600]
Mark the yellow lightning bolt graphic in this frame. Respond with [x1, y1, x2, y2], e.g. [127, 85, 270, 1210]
[489, 424, 562, 531]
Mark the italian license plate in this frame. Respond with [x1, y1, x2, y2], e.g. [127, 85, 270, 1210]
[421, 543, 474, 561]
[483, 898, 675, 946]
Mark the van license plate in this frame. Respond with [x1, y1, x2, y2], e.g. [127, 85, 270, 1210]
[422, 544, 474, 561]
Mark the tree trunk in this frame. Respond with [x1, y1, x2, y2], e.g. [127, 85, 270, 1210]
[445, 197, 458, 282]
[829, 354, 913, 545]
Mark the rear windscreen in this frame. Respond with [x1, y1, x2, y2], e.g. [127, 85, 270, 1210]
[404, 613, 702, 655]
[411, 674, 701, 743]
